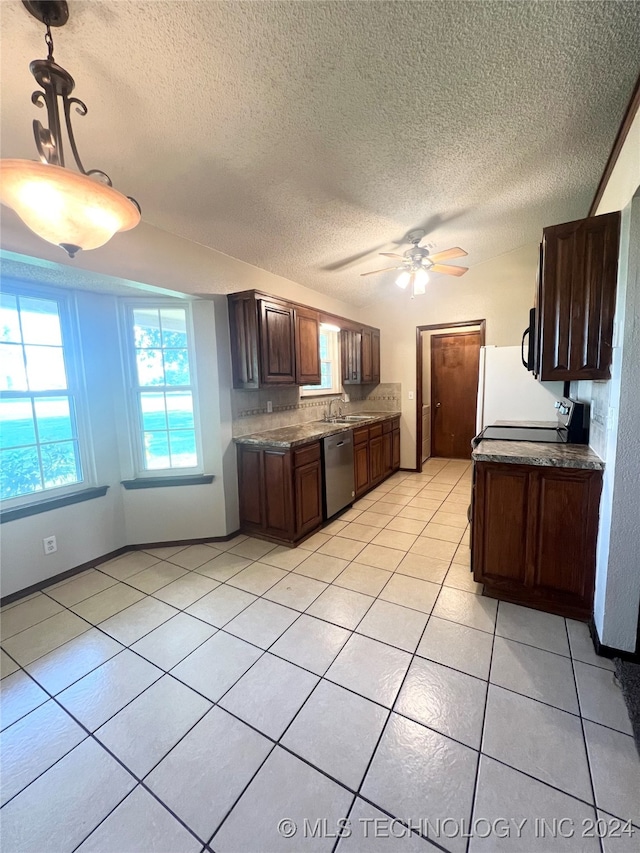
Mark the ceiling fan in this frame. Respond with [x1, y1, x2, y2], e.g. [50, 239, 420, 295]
[361, 229, 468, 297]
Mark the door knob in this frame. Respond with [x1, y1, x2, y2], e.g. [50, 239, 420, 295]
[435, 402, 441, 407]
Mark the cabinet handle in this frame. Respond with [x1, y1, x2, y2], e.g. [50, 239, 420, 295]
[521, 327, 530, 368]
[435, 402, 441, 408]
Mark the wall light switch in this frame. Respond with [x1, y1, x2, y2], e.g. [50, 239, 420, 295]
[266, 401, 273, 413]
[408, 391, 414, 400]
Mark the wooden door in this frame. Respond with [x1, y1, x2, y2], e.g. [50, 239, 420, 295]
[259, 300, 296, 384]
[361, 329, 373, 383]
[431, 331, 481, 459]
[371, 330, 380, 383]
[369, 435, 385, 484]
[263, 449, 294, 539]
[295, 307, 321, 385]
[228, 294, 260, 389]
[538, 211, 620, 381]
[294, 460, 323, 537]
[237, 445, 264, 530]
[341, 329, 362, 384]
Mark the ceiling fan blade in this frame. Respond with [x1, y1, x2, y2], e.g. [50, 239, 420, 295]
[379, 252, 406, 260]
[360, 267, 400, 277]
[430, 263, 468, 277]
[427, 247, 468, 263]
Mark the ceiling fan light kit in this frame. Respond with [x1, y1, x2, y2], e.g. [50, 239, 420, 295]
[0, 0, 141, 258]
[362, 228, 469, 298]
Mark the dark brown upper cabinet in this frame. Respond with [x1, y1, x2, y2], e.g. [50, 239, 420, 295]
[294, 306, 321, 386]
[341, 325, 380, 385]
[228, 292, 260, 389]
[537, 211, 620, 381]
[259, 299, 296, 385]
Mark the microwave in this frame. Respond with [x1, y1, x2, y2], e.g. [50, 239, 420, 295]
[522, 307, 537, 372]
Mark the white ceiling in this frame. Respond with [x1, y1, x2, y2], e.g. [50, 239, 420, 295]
[1, 1, 639, 304]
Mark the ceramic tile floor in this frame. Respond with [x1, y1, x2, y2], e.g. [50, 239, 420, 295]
[1, 458, 638, 852]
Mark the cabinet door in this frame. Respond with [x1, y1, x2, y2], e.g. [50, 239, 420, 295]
[237, 446, 264, 530]
[532, 467, 602, 613]
[392, 428, 400, 471]
[538, 211, 620, 381]
[259, 300, 296, 384]
[263, 449, 294, 539]
[228, 294, 260, 389]
[295, 307, 321, 385]
[341, 329, 362, 384]
[382, 432, 392, 476]
[369, 435, 385, 484]
[354, 441, 370, 496]
[472, 463, 532, 588]
[361, 329, 373, 383]
[294, 460, 323, 537]
[371, 330, 380, 384]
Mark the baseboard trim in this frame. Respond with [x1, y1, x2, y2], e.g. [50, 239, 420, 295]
[589, 619, 640, 663]
[0, 530, 242, 608]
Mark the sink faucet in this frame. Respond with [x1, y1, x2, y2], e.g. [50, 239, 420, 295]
[327, 398, 341, 421]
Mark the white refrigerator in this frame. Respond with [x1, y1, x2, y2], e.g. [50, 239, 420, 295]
[476, 346, 564, 432]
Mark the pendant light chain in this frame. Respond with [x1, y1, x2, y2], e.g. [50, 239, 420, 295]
[44, 19, 55, 61]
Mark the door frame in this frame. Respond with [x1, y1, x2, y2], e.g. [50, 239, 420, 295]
[415, 319, 486, 471]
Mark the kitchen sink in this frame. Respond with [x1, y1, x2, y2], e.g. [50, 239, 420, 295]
[319, 414, 374, 425]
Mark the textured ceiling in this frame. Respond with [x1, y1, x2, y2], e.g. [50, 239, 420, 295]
[1, 1, 639, 304]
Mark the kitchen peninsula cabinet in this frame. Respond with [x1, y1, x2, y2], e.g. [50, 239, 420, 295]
[471, 449, 604, 619]
[536, 211, 620, 381]
[237, 440, 322, 543]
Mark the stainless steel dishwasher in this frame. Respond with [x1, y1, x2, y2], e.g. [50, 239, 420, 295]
[322, 432, 355, 519]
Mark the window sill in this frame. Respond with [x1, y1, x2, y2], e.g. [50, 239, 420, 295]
[0, 486, 109, 524]
[121, 475, 214, 490]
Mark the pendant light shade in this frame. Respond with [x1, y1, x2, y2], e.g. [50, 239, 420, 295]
[1, 1, 140, 257]
[0, 160, 140, 257]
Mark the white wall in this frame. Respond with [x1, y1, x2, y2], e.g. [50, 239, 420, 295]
[362, 243, 539, 467]
[0, 291, 238, 597]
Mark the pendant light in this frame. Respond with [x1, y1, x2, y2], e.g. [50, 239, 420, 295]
[0, 1, 140, 258]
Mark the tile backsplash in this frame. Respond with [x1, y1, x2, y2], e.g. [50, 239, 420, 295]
[231, 383, 401, 437]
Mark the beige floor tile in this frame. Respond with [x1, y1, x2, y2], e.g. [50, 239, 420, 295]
[46, 571, 117, 608]
[334, 563, 392, 597]
[340, 507, 363, 522]
[396, 506, 436, 522]
[433, 586, 497, 633]
[1, 592, 39, 612]
[98, 597, 177, 646]
[170, 633, 262, 702]
[352, 498, 377, 512]
[2, 611, 90, 667]
[417, 616, 493, 680]
[379, 574, 440, 614]
[357, 599, 428, 653]
[365, 501, 401, 517]
[142, 545, 191, 559]
[1, 649, 19, 679]
[375, 492, 412, 507]
[229, 538, 277, 561]
[355, 510, 392, 529]
[208, 535, 248, 552]
[1, 670, 49, 730]
[338, 523, 380, 543]
[293, 552, 350, 583]
[306, 586, 374, 630]
[423, 522, 464, 543]
[297, 531, 333, 552]
[0, 594, 63, 640]
[444, 561, 482, 594]
[353, 542, 405, 571]
[99, 551, 160, 580]
[271, 615, 350, 675]
[186, 585, 256, 627]
[318, 536, 366, 561]
[194, 551, 252, 581]
[371, 528, 418, 551]
[71, 584, 145, 625]
[170, 544, 235, 570]
[410, 536, 457, 561]
[227, 562, 288, 595]
[225, 598, 299, 649]
[389, 484, 422, 497]
[25, 629, 124, 695]
[452, 544, 471, 566]
[264, 573, 327, 611]
[125, 562, 188, 594]
[259, 545, 310, 571]
[384, 516, 427, 536]
[395, 552, 450, 584]
[322, 519, 349, 535]
[152, 572, 220, 609]
[431, 510, 468, 529]
[408, 497, 444, 512]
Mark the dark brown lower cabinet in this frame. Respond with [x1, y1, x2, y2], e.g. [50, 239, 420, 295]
[238, 440, 321, 544]
[472, 461, 603, 619]
[354, 417, 400, 498]
[369, 424, 385, 485]
[354, 427, 370, 497]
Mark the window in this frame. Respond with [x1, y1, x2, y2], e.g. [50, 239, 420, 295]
[301, 328, 342, 396]
[126, 304, 200, 473]
[0, 290, 85, 502]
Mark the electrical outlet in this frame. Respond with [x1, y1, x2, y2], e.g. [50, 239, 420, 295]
[43, 535, 57, 555]
[266, 401, 273, 413]
[408, 391, 414, 400]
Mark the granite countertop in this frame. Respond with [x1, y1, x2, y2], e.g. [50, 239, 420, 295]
[472, 440, 604, 470]
[234, 411, 401, 448]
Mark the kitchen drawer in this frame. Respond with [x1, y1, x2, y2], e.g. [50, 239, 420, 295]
[369, 423, 383, 439]
[293, 441, 321, 468]
[353, 426, 369, 445]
